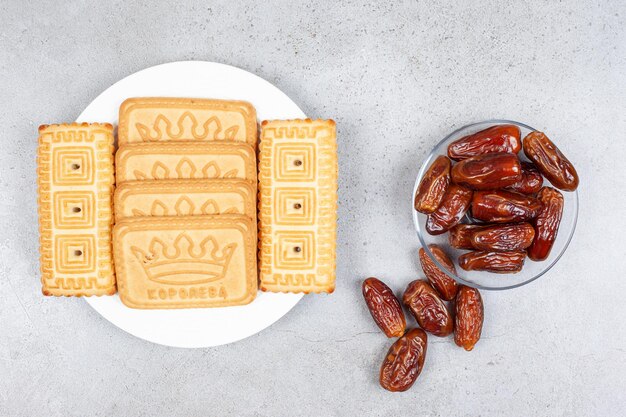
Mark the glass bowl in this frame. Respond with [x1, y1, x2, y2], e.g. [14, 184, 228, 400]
[412, 119, 578, 291]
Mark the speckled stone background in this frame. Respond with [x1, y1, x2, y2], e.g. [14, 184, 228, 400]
[1, 1, 625, 416]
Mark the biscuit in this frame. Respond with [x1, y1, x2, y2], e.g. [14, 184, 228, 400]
[118, 97, 258, 148]
[37, 123, 116, 296]
[113, 215, 257, 309]
[114, 179, 256, 221]
[258, 119, 337, 293]
[115, 142, 257, 184]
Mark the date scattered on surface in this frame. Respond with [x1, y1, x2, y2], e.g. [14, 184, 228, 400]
[425, 184, 473, 235]
[403, 280, 453, 337]
[414, 155, 451, 214]
[471, 190, 543, 223]
[527, 187, 564, 261]
[362, 278, 406, 338]
[451, 152, 522, 190]
[379, 328, 428, 392]
[454, 286, 484, 351]
[447, 124, 521, 161]
[506, 161, 543, 194]
[419, 245, 458, 300]
[470, 223, 535, 252]
[523, 131, 579, 191]
[458, 250, 526, 273]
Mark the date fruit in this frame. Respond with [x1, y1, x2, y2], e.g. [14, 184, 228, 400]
[471, 190, 542, 223]
[403, 280, 453, 337]
[380, 328, 428, 392]
[426, 184, 473, 235]
[447, 124, 521, 161]
[470, 223, 535, 252]
[419, 245, 458, 301]
[362, 278, 406, 338]
[454, 286, 484, 351]
[458, 250, 526, 273]
[414, 155, 451, 214]
[451, 152, 522, 190]
[506, 161, 543, 194]
[448, 224, 486, 250]
[527, 187, 564, 261]
[523, 131, 579, 191]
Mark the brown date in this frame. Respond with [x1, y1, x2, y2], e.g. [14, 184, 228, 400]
[451, 152, 522, 190]
[470, 223, 535, 252]
[458, 250, 526, 273]
[506, 161, 543, 194]
[414, 155, 451, 214]
[527, 187, 564, 261]
[454, 286, 484, 351]
[362, 278, 406, 338]
[418, 245, 458, 301]
[403, 280, 453, 337]
[523, 131, 579, 191]
[447, 124, 521, 161]
[425, 184, 473, 235]
[448, 224, 486, 250]
[471, 190, 542, 223]
[380, 328, 427, 392]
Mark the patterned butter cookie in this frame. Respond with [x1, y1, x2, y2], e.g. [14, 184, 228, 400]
[37, 123, 116, 296]
[114, 179, 256, 221]
[258, 119, 337, 293]
[115, 142, 257, 184]
[113, 215, 257, 309]
[118, 97, 257, 148]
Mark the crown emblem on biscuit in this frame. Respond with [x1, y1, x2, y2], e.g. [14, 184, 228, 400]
[135, 112, 240, 141]
[131, 196, 240, 217]
[131, 233, 236, 285]
[133, 158, 239, 180]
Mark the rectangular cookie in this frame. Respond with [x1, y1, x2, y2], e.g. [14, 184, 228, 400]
[115, 142, 257, 184]
[258, 119, 337, 293]
[118, 97, 257, 148]
[37, 123, 116, 296]
[114, 179, 256, 221]
[113, 216, 257, 309]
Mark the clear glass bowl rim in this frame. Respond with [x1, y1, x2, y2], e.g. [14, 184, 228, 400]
[412, 119, 579, 291]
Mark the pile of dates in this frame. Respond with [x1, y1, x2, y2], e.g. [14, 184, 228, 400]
[414, 125, 579, 272]
[363, 125, 579, 392]
[362, 248, 483, 392]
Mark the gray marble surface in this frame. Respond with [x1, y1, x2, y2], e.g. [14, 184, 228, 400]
[1, 1, 625, 416]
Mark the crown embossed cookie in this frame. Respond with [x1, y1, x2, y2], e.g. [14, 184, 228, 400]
[115, 142, 257, 184]
[113, 215, 258, 309]
[118, 97, 258, 148]
[258, 119, 337, 293]
[37, 123, 116, 296]
[114, 179, 256, 221]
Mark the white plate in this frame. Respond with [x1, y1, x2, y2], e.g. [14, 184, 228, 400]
[78, 61, 305, 348]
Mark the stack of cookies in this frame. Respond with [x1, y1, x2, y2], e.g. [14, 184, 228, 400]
[112, 98, 259, 309]
[36, 98, 339, 307]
